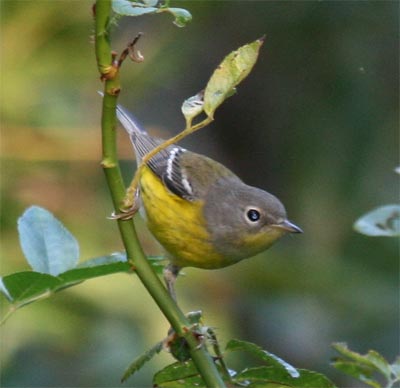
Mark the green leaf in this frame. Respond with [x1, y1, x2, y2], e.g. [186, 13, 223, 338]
[390, 356, 400, 379]
[226, 339, 299, 378]
[332, 343, 397, 387]
[17, 206, 79, 276]
[243, 383, 290, 388]
[165, 8, 192, 28]
[0, 272, 64, 304]
[0, 253, 165, 323]
[142, 0, 158, 6]
[332, 343, 363, 361]
[332, 343, 384, 371]
[153, 360, 206, 387]
[111, 0, 192, 27]
[121, 341, 163, 383]
[234, 366, 336, 388]
[58, 257, 131, 284]
[203, 37, 264, 118]
[0, 254, 132, 324]
[112, 0, 157, 16]
[365, 350, 392, 379]
[181, 91, 204, 123]
[332, 361, 380, 388]
[1, 254, 130, 304]
[76, 252, 127, 268]
[354, 204, 400, 236]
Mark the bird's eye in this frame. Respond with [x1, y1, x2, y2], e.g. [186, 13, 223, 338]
[246, 208, 261, 222]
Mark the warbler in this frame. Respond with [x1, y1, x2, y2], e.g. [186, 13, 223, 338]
[116, 104, 302, 299]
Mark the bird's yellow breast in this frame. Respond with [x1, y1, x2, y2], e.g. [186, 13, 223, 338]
[139, 166, 230, 269]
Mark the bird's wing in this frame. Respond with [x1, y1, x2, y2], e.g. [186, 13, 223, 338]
[116, 104, 195, 200]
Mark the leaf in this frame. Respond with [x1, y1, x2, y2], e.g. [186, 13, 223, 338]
[111, 0, 192, 27]
[390, 356, 400, 379]
[181, 91, 204, 123]
[112, 0, 158, 16]
[0, 254, 133, 324]
[165, 7, 192, 28]
[234, 366, 336, 388]
[153, 360, 206, 387]
[0, 272, 64, 304]
[332, 343, 390, 373]
[244, 383, 290, 388]
[142, 0, 158, 6]
[17, 206, 79, 275]
[1, 254, 130, 304]
[365, 350, 392, 379]
[0, 253, 166, 323]
[203, 37, 264, 118]
[354, 204, 400, 236]
[58, 257, 131, 284]
[331, 361, 380, 388]
[332, 343, 364, 362]
[76, 252, 127, 268]
[121, 341, 163, 383]
[226, 339, 299, 378]
[332, 343, 399, 387]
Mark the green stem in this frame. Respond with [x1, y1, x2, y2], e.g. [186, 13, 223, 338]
[94, 1, 225, 387]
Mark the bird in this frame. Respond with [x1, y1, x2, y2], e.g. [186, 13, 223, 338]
[116, 104, 302, 300]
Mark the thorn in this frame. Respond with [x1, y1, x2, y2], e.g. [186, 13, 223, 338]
[118, 33, 145, 67]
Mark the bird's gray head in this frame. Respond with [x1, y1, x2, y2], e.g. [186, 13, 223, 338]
[203, 178, 302, 261]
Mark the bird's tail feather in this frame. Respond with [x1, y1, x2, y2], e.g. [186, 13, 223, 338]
[97, 91, 147, 136]
[116, 104, 147, 136]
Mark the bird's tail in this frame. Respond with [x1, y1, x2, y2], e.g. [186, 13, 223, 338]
[98, 92, 162, 163]
[116, 104, 147, 137]
[97, 91, 147, 136]
[116, 104, 161, 167]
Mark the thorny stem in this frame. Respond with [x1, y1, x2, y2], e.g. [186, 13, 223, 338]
[94, 1, 225, 387]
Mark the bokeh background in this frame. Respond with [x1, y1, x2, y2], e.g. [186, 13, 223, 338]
[1, 1, 398, 387]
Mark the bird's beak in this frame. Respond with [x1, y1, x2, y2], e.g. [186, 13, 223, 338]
[274, 220, 303, 234]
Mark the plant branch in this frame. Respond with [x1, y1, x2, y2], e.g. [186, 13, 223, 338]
[94, 1, 225, 386]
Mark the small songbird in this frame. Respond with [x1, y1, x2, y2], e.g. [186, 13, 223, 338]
[116, 105, 302, 300]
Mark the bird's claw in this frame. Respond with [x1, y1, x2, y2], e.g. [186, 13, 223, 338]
[109, 202, 140, 220]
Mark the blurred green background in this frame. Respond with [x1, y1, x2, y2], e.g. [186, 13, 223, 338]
[1, 1, 398, 387]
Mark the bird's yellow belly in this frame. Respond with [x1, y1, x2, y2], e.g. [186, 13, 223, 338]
[139, 167, 230, 269]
